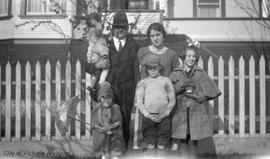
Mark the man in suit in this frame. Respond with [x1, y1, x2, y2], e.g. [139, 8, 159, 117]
[106, 12, 140, 149]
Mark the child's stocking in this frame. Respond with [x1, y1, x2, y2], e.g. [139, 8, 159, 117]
[99, 69, 109, 84]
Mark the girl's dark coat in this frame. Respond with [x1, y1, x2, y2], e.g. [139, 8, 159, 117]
[170, 65, 221, 140]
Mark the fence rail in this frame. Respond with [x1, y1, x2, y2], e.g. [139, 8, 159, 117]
[0, 55, 269, 144]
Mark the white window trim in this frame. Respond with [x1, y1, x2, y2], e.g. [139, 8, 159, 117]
[197, 0, 221, 18]
[26, 0, 63, 15]
[262, 0, 269, 18]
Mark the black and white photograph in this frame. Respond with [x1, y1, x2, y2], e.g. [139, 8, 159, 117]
[0, 0, 269, 158]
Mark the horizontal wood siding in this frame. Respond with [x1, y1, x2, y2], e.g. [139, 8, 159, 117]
[164, 20, 270, 41]
[14, 18, 72, 39]
[0, 19, 14, 39]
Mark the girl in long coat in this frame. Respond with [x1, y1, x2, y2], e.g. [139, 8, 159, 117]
[169, 44, 221, 156]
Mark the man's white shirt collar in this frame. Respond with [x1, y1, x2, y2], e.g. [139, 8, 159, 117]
[113, 37, 126, 51]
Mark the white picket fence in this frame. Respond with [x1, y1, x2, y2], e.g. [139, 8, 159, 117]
[0, 55, 269, 143]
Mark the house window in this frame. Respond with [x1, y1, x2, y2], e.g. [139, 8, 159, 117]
[127, 0, 148, 9]
[0, 0, 9, 17]
[153, 0, 160, 10]
[262, 0, 269, 17]
[26, 0, 63, 15]
[197, 0, 221, 17]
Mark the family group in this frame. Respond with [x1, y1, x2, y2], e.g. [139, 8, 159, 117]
[85, 11, 221, 159]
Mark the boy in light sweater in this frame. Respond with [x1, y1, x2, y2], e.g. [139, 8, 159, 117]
[135, 54, 176, 150]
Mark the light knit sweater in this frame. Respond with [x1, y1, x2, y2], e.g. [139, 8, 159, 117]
[135, 76, 176, 116]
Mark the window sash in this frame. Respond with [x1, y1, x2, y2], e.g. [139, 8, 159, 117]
[197, 0, 221, 17]
[0, 0, 9, 16]
[128, 0, 148, 9]
[198, 0, 219, 3]
[198, 5, 219, 17]
[26, 0, 63, 15]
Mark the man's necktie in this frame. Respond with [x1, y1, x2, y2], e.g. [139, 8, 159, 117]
[118, 40, 122, 52]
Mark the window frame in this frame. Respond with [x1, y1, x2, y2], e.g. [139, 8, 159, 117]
[20, 0, 67, 17]
[126, 0, 149, 10]
[194, 0, 225, 18]
[26, 0, 64, 15]
[0, 0, 12, 19]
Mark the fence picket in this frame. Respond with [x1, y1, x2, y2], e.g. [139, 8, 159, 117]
[0, 56, 269, 143]
[55, 61, 61, 139]
[218, 57, 224, 135]
[0, 65, 1, 139]
[198, 56, 204, 68]
[259, 56, 266, 135]
[75, 60, 81, 139]
[239, 56, 245, 137]
[66, 60, 71, 139]
[45, 61, 51, 139]
[25, 61, 31, 140]
[133, 107, 139, 149]
[208, 57, 214, 132]
[85, 73, 91, 139]
[35, 61, 41, 140]
[249, 56, 255, 136]
[66, 60, 71, 99]
[228, 56, 235, 136]
[5, 62, 11, 141]
[15, 62, 21, 140]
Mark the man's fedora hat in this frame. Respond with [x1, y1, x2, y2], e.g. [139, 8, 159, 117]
[112, 12, 129, 27]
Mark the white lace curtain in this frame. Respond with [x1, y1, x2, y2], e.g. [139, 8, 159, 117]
[197, 0, 220, 17]
[27, 0, 43, 13]
[0, 0, 8, 16]
[27, 0, 62, 14]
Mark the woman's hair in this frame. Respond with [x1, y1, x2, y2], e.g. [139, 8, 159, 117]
[147, 22, 166, 40]
[180, 45, 199, 63]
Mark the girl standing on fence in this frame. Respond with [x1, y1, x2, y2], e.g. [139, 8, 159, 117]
[169, 44, 221, 157]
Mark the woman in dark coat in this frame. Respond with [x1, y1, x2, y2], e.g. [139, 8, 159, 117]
[169, 44, 221, 156]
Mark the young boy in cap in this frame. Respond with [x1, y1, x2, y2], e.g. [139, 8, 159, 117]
[134, 54, 176, 150]
[91, 81, 125, 158]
